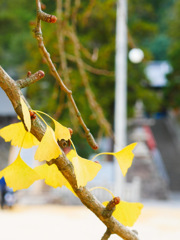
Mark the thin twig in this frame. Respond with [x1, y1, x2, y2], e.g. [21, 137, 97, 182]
[34, 0, 98, 149]
[102, 197, 120, 219]
[78, 43, 99, 62]
[82, 0, 96, 25]
[66, 28, 114, 138]
[101, 228, 112, 240]
[65, 0, 71, 19]
[16, 70, 45, 88]
[128, 30, 136, 49]
[84, 63, 114, 76]
[56, 0, 80, 133]
[72, 0, 81, 27]
[66, 53, 114, 76]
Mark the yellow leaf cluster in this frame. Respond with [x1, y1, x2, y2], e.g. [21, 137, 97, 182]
[0, 104, 73, 191]
[0, 99, 143, 228]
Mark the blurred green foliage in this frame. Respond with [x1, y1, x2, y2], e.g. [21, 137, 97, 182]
[164, 0, 180, 108]
[0, 0, 36, 76]
[0, 0, 175, 151]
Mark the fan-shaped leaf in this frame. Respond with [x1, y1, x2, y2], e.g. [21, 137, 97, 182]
[114, 143, 137, 176]
[103, 200, 143, 227]
[66, 150, 101, 188]
[53, 119, 71, 141]
[0, 154, 40, 191]
[34, 163, 68, 188]
[0, 122, 39, 148]
[34, 163, 76, 195]
[34, 125, 61, 162]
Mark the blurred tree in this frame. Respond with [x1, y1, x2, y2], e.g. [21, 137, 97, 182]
[0, 0, 172, 149]
[0, 0, 36, 77]
[129, 0, 172, 60]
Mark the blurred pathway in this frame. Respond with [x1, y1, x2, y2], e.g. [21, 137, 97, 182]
[0, 198, 180, 240]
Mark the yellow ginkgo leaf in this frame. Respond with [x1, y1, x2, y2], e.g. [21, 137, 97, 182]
[34, 163, 77, 196]
[34, 163, 68, 188]
[0, 122, 39, 148]
[53, 119, 71, 141]
[33, 110, 71, 141]
[20, 97, 31, 132]
[0, 154, 40, 191]
[66, 150, 102, 188]
[34, 125, 62, 162]
[113, 201, 143, 227]
[113, 143, 137, 176]
[66, 148, 76, 160]
[103, 200, 143, 227]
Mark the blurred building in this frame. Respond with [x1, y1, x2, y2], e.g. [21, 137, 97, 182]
[145, 61, 180, 191]
[127, 101, 169, 200]
[151, 111, 180, 191]
[122, 61, 178, 199]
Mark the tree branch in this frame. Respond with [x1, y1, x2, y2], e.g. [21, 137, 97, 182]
[34, 0, 98, 150]
[37, 10, 57, 23]
[0, 65, 139, 240]
[66, 29, 114, 138]
[66, 53, 114, 76]
[0, 66, 46, 140]
[102, 197, 120, 219]
[101, 228, 112, 240]
[56, 0, 80, 134]
[16, 70, 45, 89]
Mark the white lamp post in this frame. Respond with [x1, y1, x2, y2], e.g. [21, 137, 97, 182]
[114, 0, 128, 196]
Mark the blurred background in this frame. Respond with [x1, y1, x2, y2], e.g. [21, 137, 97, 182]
[0, 0, 180, 239]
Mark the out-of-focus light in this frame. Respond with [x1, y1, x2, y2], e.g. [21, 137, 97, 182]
[129, 48, 144, 64]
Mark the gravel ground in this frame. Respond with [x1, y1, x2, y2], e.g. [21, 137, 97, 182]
[0, 199, 180, 240]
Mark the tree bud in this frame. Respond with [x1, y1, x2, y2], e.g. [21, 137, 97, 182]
[27, 71, 32, 77]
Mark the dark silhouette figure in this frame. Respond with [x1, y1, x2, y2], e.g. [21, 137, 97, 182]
[0, 177, 6, 209]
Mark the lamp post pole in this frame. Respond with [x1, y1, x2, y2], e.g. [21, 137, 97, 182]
[114, 0, 128, 196]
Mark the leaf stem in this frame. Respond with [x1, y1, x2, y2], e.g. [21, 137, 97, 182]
[34, 110, 54, 122]
[17, 131, 28, 156]
[34, 111, 48, 127]
[91, 152, 114, 162]
[89, 186, 115, 199]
